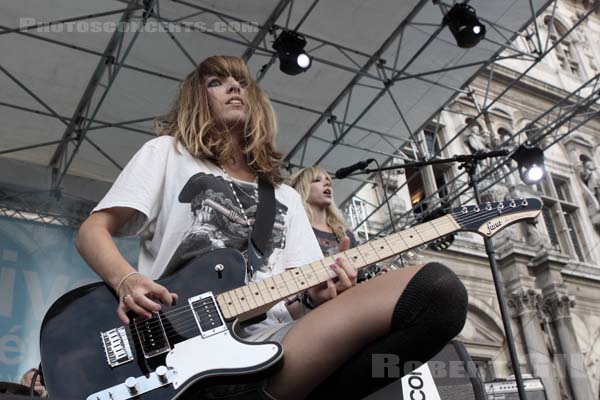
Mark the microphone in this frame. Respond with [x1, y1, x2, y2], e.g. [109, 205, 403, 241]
[335, 159, 375, 179]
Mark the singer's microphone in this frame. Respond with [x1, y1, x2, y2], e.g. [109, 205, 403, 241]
[335, 159, 375, 179]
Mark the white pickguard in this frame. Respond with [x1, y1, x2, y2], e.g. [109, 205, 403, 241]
[166, 327, 281, 390]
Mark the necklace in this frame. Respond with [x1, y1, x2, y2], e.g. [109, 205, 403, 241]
[220, 165, 257, 227]
[219, 165, 287, 277]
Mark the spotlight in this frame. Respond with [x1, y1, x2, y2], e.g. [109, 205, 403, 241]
[273, 30, 312, 75]
[510, 144, 545, 184]
[444, 3, 486, 48]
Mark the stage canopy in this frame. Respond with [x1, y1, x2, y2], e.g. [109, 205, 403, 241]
[1, 0, 583, 214]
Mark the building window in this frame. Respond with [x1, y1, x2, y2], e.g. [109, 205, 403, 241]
[541, 205, 561, 248]
[405, 167, 425, 206]
[424, 125, 442, 156]
[348, 197, 370, 241]
[545, 17, 580, 76]
[538, 174, 586, 262]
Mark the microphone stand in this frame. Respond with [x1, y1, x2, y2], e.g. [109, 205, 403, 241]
[351, 149, 528, 400]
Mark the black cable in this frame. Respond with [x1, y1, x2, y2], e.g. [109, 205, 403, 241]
[372, 159, 396, 233]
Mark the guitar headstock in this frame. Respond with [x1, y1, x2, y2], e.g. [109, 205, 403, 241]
[451, 198, 542, 237]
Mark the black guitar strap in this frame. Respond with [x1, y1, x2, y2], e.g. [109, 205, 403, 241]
[246, 175, 276, 278]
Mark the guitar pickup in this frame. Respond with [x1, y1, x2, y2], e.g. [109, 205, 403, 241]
[101, 326, 133, 368]
[189, 292, 227, 338]
[134, 311, 171, 359]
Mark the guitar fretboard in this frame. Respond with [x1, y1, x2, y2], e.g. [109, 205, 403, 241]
[216, 214, 460, 320]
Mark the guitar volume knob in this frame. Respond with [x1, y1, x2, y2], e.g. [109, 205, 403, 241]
[125, 377, 139, 394]
[156, 365, 168, 383]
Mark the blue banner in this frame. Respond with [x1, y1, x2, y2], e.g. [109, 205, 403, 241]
[0, 216, 139, 384]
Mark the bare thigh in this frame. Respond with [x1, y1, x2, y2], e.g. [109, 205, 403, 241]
[267, 265, 424, 400]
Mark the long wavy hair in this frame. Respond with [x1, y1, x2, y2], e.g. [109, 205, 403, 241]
[287, 167, 348, 240]
[154, 55, 283, 184]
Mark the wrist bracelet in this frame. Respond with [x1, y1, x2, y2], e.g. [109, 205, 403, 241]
[116, 271, 140, 296]
[300, 291, 317, 310]
[285, 295, 300, 306]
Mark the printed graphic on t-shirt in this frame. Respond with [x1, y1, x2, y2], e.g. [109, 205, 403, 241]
[162, 172, 287, 276]
[316, 235, 339, 256]
[313, 229, 358, 257]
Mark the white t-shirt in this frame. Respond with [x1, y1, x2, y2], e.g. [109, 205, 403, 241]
[93, 136, 323, 336]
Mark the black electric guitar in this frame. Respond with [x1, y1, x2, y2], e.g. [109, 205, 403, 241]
[39, 198, 541, 400]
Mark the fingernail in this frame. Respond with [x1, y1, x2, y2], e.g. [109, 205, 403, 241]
[336, 257, 343, 263]
[331, 264, 337, 270]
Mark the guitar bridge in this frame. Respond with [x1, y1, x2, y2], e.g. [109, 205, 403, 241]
[101, 327, 133, 368]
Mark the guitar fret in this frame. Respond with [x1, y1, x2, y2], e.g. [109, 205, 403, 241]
[216, 295, 234, 319]
[364, 242, 382, 264]
[305, 262, 323, 286]
[247, 281, 267, 307]
[413, 226, 428, 243]
[428, 221, 441, 237]
[313, 261, 333, 281]
[214, 206, 540, 320]
[388, 231, 410, 253]
[257, 280, 275, 303]
[222, 291, 243, 316]
[290, 268, 310, 291]
[266, 276, 285, 299]
[240, 285, 258, 309]
[383, 236, 404, 255]
[400, 228, 423, 248]
[273, 274, 293, 299]
[231, 288, 250, 313]
[282, 269, 301, 292]
[321, 255, 335, 269]
[371, 237, 395, 259]
[343, 247, 368, 268]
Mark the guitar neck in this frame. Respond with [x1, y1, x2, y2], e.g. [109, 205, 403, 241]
[216, 214, 460, 321]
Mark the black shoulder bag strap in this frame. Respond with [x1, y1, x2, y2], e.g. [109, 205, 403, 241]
[247, 175, 276, 278]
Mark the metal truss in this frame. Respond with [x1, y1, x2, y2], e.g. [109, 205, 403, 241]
[0, 186, 95, 228]
[343, 0, 600, 235]
[48, 0, 158, 189]
[349, 67, 600, 237]
[0, 0, 597, 228]
[282, 0, 555, 168]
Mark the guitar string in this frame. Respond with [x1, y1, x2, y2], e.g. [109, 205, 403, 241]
[120, 203, 530, 345]
[121, 206, 518, 342]
[120, 209, 516, 340]
[126, 212, 519, 347]
[125, 217, 455, 331]
[125, 207, 507, 343]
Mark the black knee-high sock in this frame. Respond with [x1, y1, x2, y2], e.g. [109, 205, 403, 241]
[307, 262, 468, 400]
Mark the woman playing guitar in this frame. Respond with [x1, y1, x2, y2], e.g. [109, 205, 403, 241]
[75, 55, 468, 399]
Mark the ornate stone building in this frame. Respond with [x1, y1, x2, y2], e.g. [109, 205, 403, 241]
[347, 1, 600, 399]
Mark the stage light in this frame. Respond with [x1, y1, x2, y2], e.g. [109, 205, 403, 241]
[444, 3, 486, 48]
[510, 144, 545, 184]
[273, 30, 312, 75]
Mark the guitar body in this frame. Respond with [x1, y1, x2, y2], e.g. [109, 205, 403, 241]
[39, 198, 542, 400]
[40, 248, 283, 400]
